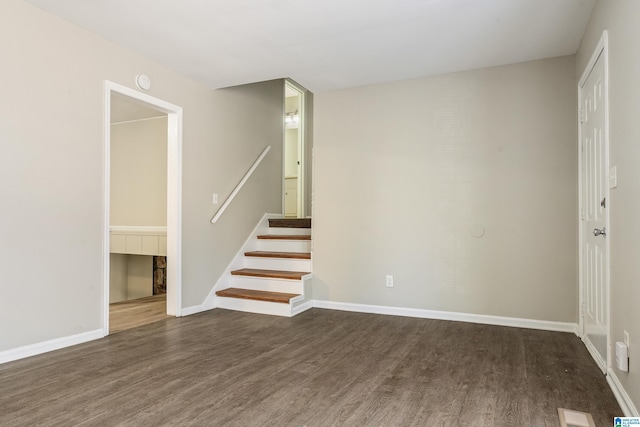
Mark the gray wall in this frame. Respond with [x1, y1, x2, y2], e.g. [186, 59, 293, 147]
[0, 0, 282, 351]
[312, 56, 578, 322]
[577, 0, 640, 411]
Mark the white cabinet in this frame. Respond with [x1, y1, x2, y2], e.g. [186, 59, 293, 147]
[110, 226, 167, 256]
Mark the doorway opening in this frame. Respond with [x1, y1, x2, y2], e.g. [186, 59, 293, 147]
[103, 81, 183, 335]
[578, 31, 610, 373]
[284, 81, 305, 218]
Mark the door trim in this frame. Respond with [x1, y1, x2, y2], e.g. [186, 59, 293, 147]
[103, 81, 183, 335]
[577, 30, 610, 372]
[284, 79, 306, 218]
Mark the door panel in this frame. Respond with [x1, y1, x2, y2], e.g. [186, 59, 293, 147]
[581, 50, 608, 371]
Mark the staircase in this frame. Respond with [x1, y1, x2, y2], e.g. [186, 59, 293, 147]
[215, 217, 312, 317]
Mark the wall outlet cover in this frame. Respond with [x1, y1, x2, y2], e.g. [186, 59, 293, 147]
[386, 275, 394, 288]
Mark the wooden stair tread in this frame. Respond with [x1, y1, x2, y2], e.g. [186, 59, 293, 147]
[245, 251, 311, 260]
[231, 268, 310, 280]
[216, 288, 300, 304]
[257, 234, 311, 240]
[269, 218, 311, 229]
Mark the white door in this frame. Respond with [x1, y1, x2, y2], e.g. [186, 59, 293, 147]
[580, 44, 609, 372]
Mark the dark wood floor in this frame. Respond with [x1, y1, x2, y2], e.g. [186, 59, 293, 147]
[0, 309, 621, 426]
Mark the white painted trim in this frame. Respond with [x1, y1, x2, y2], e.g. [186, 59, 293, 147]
[577, 31, 611, 373]
[111, 115, 167, 126]
[110, 226, 167, 234]
[291, 300, 314, 316]
[181, 304, 207, 317]
[104, 81, 183, 332]
[312, 300, 577, 333]
[167, 110, 183, 317]
[285, 79, 306, 219]
[211, 146, 272, 223]
[607, 368, 639, 416]
[0, 330, 103, 365]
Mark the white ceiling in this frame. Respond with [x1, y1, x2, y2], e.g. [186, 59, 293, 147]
[25, 0, 595, 93]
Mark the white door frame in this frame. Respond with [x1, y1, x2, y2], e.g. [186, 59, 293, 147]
[284, 79, 306, 218]
[577, 31, 610, 372]
[103, 81, 183, 335]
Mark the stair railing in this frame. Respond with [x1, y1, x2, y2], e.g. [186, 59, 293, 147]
[210, 145, 271, 224]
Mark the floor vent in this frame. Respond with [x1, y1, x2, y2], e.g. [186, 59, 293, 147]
[557, 408, 596, 427]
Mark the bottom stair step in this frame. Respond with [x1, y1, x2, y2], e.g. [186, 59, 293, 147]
[216, 288, 300, 304]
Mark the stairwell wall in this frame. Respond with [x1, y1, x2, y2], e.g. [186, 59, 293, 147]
[183, 80, 284, 308]
[312, 56, 578, 323]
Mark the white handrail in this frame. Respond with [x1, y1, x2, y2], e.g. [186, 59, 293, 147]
[211, 145, 271, 223]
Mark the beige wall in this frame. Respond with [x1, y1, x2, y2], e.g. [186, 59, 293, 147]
[577, 0, 640, 411]
[0, 0, 282, 352]
[110, 117, 168, 226]
[109, 254, 153, 303]
[109, 254, 128, 303]
[313, 56, 578, 322]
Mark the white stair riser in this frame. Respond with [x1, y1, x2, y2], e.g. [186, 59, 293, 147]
[216, 297, 293, 317]
[256, 240, 311, 252]
[243, 257, 311, 271]
[230, 276, 304, 294]
[267, 227, 311, 236]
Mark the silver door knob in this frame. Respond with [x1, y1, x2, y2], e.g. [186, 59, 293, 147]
[593, 227, 606, 237]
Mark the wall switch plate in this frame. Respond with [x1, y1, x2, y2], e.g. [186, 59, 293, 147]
[624, 330, 630, 353]
[212, 193, 219, 204]
[386, 275, 394, 288]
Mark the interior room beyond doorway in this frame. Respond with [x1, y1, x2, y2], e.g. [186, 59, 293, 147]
[284, 82, 304, 218]
[109, 94, 169, 333]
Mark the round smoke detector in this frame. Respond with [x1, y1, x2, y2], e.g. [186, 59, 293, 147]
[136, 74, 151, 90]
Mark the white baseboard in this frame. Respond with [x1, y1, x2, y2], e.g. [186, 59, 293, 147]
[312, 300, 577, 333]
[0, 329, 104, 365]
[607, 368, 639, 417]
[181, 298, 216, 317]
[291, 300, 314, 316]
[180, 304, 204, 316]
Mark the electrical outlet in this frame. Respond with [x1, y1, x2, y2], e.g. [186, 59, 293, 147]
[213, 193, 219, 204]
[386, 275, 394, 288]
[624, 330, 630, 351]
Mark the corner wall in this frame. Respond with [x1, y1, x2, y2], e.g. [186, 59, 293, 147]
[0, 0, 282, 354]
[312, 56, 578, 323]
[577, 0, 640, 414]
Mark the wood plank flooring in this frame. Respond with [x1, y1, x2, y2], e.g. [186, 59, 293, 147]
[0, 309, 621, 426]
[109, 294, 168, 334]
